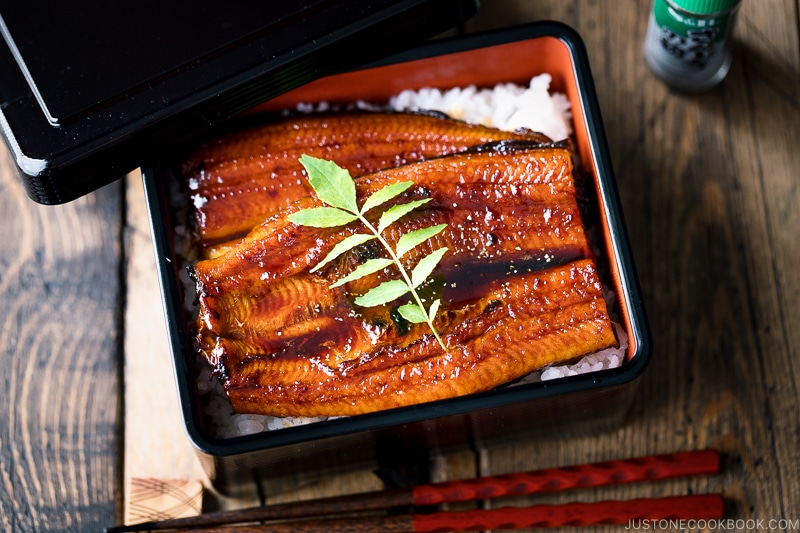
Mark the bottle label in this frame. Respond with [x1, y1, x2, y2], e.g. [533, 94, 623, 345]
[652, 0, 733, 70]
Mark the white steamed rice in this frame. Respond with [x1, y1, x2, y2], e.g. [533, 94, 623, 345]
[194, 74, 623, 439]
[388, 74, 573, 142]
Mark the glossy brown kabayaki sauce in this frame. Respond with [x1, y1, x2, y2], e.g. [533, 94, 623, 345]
[181, 111, 552, 258]
[187, 126, 618, 418]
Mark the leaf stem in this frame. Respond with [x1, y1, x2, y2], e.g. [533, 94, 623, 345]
[293, 155, 447, 352]
[355, 212, 447, 351]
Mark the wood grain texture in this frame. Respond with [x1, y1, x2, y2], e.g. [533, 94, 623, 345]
[466, 0, 800, 529]
[122, 171, 209, 520]
[0, 1, 797, 531]
[0, 147, 122, 531]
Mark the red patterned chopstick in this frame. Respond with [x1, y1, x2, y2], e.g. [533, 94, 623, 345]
[105, 449, 721, 533]
[175, 494, 725, 532]
[411, 448, 720, 506]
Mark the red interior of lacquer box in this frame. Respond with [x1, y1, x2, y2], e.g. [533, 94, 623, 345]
[249, 36, 637, 365]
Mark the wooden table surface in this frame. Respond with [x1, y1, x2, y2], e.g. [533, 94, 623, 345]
[2, 1, 799, 531]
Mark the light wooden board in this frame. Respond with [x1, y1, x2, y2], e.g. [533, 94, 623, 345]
[122, 170, 213, 522]
[122, 172, 389, 517]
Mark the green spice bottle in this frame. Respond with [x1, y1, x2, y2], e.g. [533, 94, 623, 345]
[643, 0, 742, 92]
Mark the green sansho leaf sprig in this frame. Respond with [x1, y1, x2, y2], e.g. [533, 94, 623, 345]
[287, 155, 448, 350]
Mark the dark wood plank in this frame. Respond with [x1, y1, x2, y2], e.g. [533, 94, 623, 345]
[467, 0, 800, 528]
[0, 147, 123, 531]
[4, 1, 794, 529]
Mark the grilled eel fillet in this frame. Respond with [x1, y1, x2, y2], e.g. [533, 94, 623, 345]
[182, 111, 552, 257]
[191, 142, 618, 417]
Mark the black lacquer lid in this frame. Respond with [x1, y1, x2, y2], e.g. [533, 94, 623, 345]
[0, 0, 478, 204]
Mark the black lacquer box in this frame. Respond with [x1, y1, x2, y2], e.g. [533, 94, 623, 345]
[0, 2, 651, 497]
